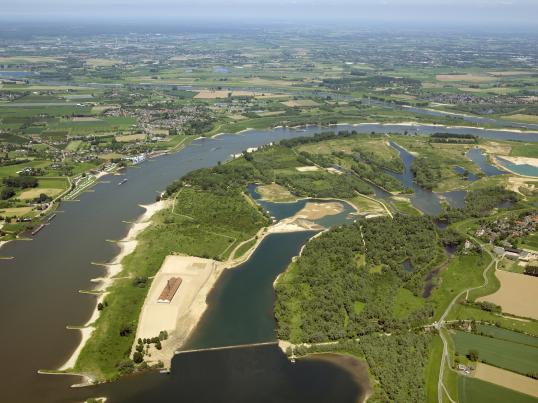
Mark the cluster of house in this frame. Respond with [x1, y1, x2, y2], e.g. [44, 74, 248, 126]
[426, 93, 538, 106]
[492, 246, 535, 262]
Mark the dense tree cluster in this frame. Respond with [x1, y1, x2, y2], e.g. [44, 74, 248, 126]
[275, 215, 439, 343]
[441, 187, 519, 222]
[429, 133, 478, 144]
[295, 334, 431, 403]
[411, 156, 442, 190]
[351, 161, 404, 192]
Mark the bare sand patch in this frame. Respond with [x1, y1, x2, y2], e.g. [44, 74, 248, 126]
[436, 74, 496, 83]
[282, 99, 319, 107]
[474, 363, 538, 398]
[19, 188, 63, 200]
[91, 105, 119, 114]
[85, 58, 122, 67]
[59, 200, 170, 371]
[115, 133, 146, 142]
[480, 141, 512, 156]
[268, 218, 324, 233]
[256, 183, 297, 202]
[488, 71, 536, 77]
[70, 116, 102, 122]
[500, 156, 538, 168]
[477, 270, 538, 320]
[229, 114, 247, 121]
[296, 202, 344, 220]
[134, 256, 220, 365]
[257, 111, 286, 117]
[326, 167, 343, 175]
[296, 166, 319, 172]
[507, 177, 538, 194]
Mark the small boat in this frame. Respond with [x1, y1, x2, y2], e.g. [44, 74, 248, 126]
[118, 178, 128, 186]
[47, 214, 57, 222]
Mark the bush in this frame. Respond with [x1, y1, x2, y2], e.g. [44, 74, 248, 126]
[117, 359, 134, 374]
[133, 351, 144, 364]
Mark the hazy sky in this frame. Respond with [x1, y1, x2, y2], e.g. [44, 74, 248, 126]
[2, 0, 537, 26]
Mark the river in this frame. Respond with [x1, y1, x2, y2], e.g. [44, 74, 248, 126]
[0, 123, 535, 403]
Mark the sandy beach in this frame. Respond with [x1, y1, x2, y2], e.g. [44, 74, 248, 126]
[58, 200, 170, 371]
[498, 156, 538, 168]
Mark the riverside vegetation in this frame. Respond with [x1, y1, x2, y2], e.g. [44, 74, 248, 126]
[73, 130, 538, 403]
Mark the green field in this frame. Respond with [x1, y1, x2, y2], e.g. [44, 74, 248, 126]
[458, 376, 537, 403]
[521, 233, 538, 252]
[429, 254, 491, 319]
[509, 143, 538, 158]
[452, 331, 538, 375]
[476, 324, 538, 348]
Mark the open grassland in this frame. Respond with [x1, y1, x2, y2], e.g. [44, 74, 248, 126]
[521, 233, 538, 252]
[458, 375, 537, 403]
[503, 114, 538, 124]
[256, 183, 298, 202]
[477, 270, 538, 320]
[297, 136, 400, 169]
[510, 143, 538, 158]
[425, 335, 443, 403]
[345, 194, 387, 215]
[473, 363, 538, 398]
[452, 331, 538, 376]
[393, 287, 425, 318]
[390, 197, 422, 216]
[429, 254, 491, 319]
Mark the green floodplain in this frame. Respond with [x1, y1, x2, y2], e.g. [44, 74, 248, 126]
[67, 129, 538, 403]
[2, 27, 538, 403]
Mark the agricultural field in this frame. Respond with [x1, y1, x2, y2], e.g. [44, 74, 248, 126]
[452, 331, 538, 376]
[458, 376, 537, 403]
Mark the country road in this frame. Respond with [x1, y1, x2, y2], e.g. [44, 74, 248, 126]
[437, 238, 498, 403]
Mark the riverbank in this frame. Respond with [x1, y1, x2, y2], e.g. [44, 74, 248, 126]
[58, 200, 170, 374]
[133, 198, 353, 368]
[491, 156, 538, 179]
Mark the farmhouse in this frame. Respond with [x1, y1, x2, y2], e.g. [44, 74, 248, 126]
[157, 277, 182, 303]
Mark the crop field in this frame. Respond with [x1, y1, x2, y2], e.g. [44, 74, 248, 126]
[458, 376, 537, 403]
[477, 270, 538, 320]
[476, 324, 538, 347]
[474, 363, 538, 398]
[452, 331, 538, 375]
[436, 74, 497, 82]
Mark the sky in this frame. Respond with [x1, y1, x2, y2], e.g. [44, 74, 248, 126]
[1, 0, 537, 27]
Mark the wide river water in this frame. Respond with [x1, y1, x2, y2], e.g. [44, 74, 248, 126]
[0, 123, 536, 403]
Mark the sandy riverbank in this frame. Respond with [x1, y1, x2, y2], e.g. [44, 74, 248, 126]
[133, 199, 351, 366]
[58, 200, 170, 372]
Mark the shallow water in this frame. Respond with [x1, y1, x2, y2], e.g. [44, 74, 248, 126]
[496, 157, 538, 177]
